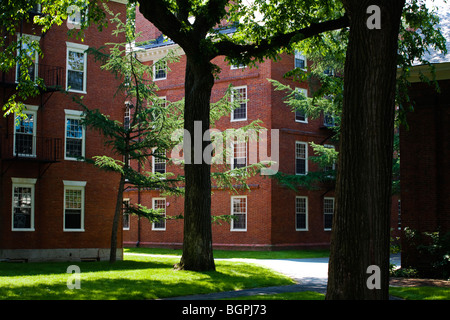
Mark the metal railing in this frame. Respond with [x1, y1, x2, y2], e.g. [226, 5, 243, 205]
[1, 134, 63, 162]
[0, 63, 63, 91]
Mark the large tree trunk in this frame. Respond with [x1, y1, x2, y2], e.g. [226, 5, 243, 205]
[177, 56, 216, 271]
[326, 0, 404, 299]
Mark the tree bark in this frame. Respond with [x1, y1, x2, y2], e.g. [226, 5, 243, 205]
[326, 0, 405, 299]
[177, 56, 216, 271]
[110, 172, 125, 263]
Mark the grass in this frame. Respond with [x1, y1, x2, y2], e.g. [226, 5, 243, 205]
[389, 286, 450, 300]
[226, 291, 325, 300]
[0, 254, 294, 300]
[124, 247, 330, 259]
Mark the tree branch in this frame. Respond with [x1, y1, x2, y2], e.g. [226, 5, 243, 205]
[213, 15, 350, 60]
[138, 0, 188, 47]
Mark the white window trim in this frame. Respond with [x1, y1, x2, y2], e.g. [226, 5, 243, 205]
[15, 33, 40, 83]
[11, 178, 37, 231]
[294, 50, 307, 71]
[153, 60, 167, 81]
[123, 198, 130, 230]
[152, 148, 166, 177]
[230, 195, 247, 232]
[231, 63, 246, 70]
[63, 180, 86, 232]
[295, 196, 308, 231]
[323, 144, 336, 171]
[231, 85, 247, 122]
[67, 4, 88, 26]
[294, 88, 308, 123]
[295, 141, 308, 175]
[64, 109, 85, 161]
[230, 141, 247, 171]
[13, 105, 39, 158]
[66, 42, 89, 93]
[152, 198, 166, 231]
[324, 197, 335, 231]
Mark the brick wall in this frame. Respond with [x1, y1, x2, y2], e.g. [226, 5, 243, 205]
[0, 1, 127, 261]
[400, 77, 450, 268]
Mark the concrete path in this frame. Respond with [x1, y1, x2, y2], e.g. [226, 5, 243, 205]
[164, 257, 330, 300]
[126, 253, 401, 300]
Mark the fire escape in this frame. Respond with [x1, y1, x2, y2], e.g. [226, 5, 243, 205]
[0, 5, 64, 177]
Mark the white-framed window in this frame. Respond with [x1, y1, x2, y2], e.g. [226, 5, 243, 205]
[14, 105, 38, 157]
[152, 198, 166, 230]
[16, 34, 40, 83]
[11, 178, 37, 231]
[323, 144, 336, 172]
[324, 197, 335, 231]
[123, 198, 130, 230]
[64, 109, 85, 160]
[63, 180, 86, 231]
[295, 88, 308, 123]
[295, 141, 308, 175]
[324, 112, 336, 127]
[231, 141, 247, 170]
[124, 103, 131, 130]
[323, 67, 335, 76]
[231, 63, 246, 70]
[295, 196, 308, 231]
[153, 149, 166, 174]
[231, 86, 247, 121]
[67, 3, 88, 26]
[231, 196, 247, 231]
[66, 42, 88, 93]
[153, 60, 167, 81]
[294, 50, 306, 70]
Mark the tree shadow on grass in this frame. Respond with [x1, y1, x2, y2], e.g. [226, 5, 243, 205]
[0, 259, 293, 300]
[0, 259, 175, 277]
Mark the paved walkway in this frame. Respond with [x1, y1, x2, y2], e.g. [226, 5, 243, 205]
[165, 257, 330, 300]
[127, 253, 401, 300]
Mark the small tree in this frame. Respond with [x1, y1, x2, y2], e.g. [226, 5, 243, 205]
[75, 9, 185, 263]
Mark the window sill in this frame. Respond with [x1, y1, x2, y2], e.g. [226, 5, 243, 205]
[67, 89, 87, 94]
[230, 118, 247, 122]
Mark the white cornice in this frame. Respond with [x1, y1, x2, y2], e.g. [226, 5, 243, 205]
[400, 62, 450, 83]
[136, 43, 184, 62]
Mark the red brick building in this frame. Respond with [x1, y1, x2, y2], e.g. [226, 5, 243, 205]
[0, 1, 127, 262]
[123, 12, 339, 250]
[400, 62, 450, 269]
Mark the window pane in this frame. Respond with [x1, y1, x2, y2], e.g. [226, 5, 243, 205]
[153, 199, 166, 229]
[67, 50, 84, 91]
[67, 70, 84, 91]
[296, 197, 307, 230]
[66, 118, 83, 158]
[295, 143, 307, 175]
[324, 198, 334, 230]
[154, 61, 166, 79]
[68, 51, 84, 71]
[233, 142, 246, 169]
[153, 150, 166, 174]
[65, 189, 82, 229]
[65, 209, 81, 229]
[232, 197, 246, 230]
[13, 187, 32, 229]
[232, 87, 247, 120]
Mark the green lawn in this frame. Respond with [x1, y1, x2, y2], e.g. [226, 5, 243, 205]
[389, 286, 450, 300]
[0, 254, 294, 300]
[124, 247, 330, 259]
[226, 291, 326, 300]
